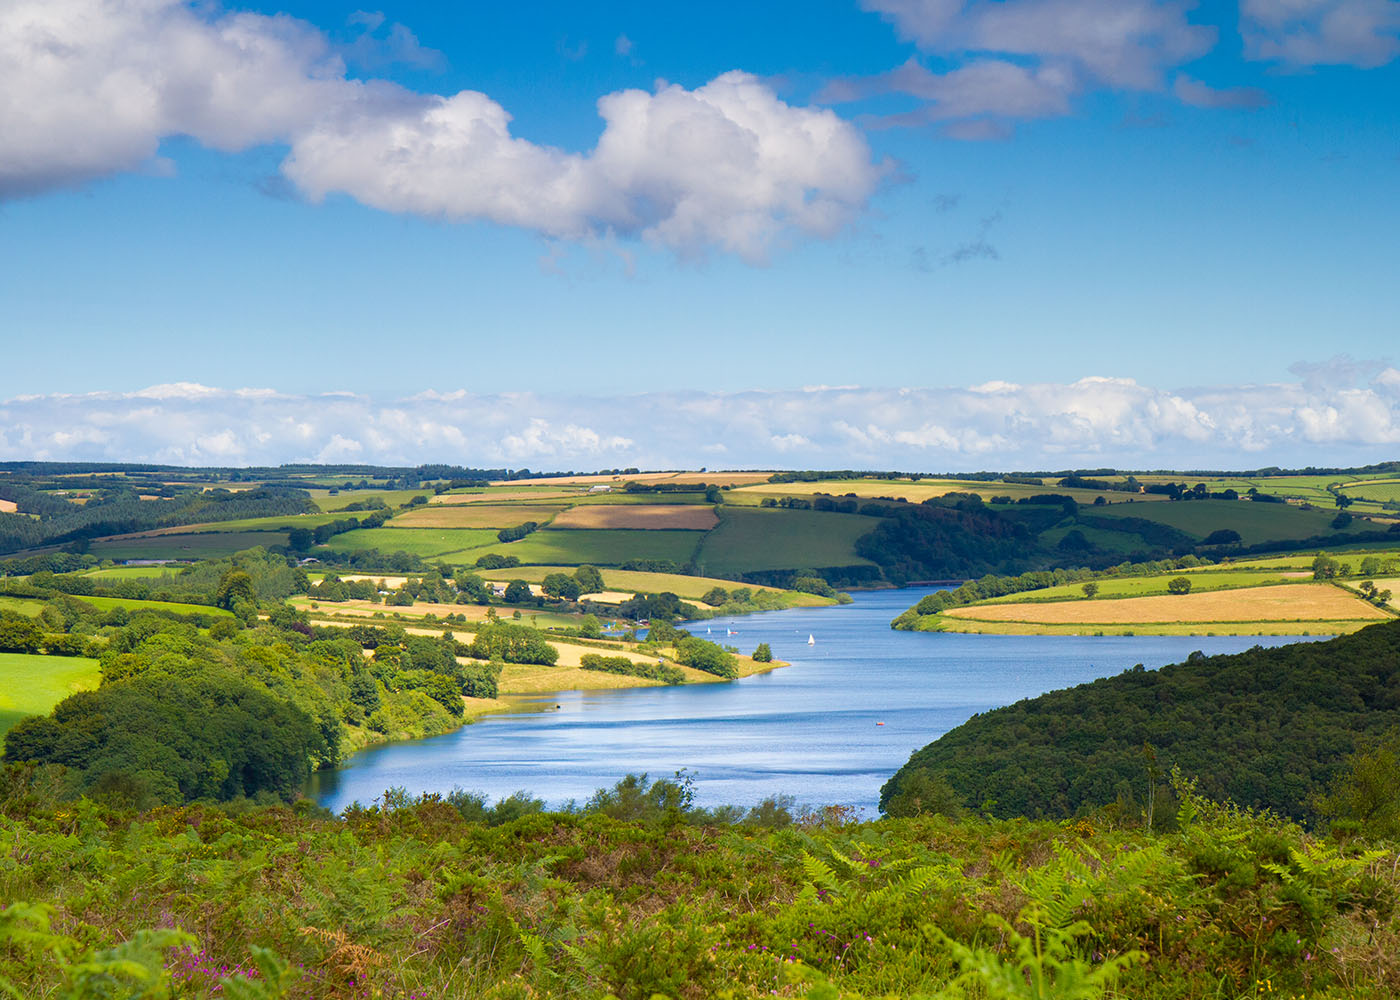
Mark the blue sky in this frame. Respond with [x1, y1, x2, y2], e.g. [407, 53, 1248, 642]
[1, 0, 1398, 468]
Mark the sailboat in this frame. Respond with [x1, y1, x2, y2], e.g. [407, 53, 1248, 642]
[807, 634, 815, 645]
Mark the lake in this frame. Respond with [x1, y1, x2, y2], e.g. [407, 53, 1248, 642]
[309, 587, 1319, 815]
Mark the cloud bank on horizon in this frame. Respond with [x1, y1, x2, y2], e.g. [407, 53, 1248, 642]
[6, 366, 1400, 471]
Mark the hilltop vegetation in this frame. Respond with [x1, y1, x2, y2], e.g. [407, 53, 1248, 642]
[7, 462, 1400, 592]
[1, 768, 1397, 999]
[881, 618, 1400, 824]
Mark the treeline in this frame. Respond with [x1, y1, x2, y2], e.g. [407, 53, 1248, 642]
[891, 555, 1212, 626]
[2, 595, 495, 805]
[580, 653, 686, 684]
[0, 483, 316, 554]
[881, 619, 1400, 824]
[2, 549, 309, 608]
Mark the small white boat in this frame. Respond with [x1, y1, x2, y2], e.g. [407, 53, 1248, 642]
[807, 634, 815, 645]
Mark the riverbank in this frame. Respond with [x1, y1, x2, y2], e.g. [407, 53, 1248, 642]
[897, 577, 1397, 637]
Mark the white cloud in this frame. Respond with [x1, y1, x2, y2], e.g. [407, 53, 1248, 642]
[0, 1, 882, 261]
[5, 371, 1400, 470]
[836, 0, 1218, 131]
[1241, 0, 1400, 68]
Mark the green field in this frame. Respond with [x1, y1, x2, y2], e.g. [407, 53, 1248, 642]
[1341, 479, 1400, 503]
[1224, 549, 1400, 571]
[1038, 522, 1157, 555]
[0, 653, 100, 735]
[978, 569, 1302, 604]
[322, 527, 500, 559]
[463, 529, 703, 567]
[1087, 498, 1377, 544]
[88, 531, 289, 561]
[309, 490, 434, 512]
[0, 596, 45, 617]
[695, 507, 879, 576]
[70, 595, 233, 617]
[82, 566, 184, 580]
[170, 513, 354, 533]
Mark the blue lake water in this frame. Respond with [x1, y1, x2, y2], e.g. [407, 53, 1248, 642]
[309, 587, 1319, 815]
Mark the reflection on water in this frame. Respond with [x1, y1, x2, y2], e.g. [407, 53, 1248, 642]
[309, 587, 1317, 815]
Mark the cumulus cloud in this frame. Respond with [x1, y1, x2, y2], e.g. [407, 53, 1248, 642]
[831, 0, 1218, 133]
[6, 371, 1400, 470]
[0, 0, 882, 261]
[1240, 0, 1400, 68]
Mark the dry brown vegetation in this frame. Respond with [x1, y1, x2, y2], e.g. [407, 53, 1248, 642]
[497, 471, 772, 487]
[428, 490, 574, 504]
[389, 504, 566, 529]
[945, 582, 1390, 625]
[550, 503, 718, 530]
[0, 500, 16, 513]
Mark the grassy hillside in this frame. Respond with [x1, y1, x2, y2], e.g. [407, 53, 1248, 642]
[87, 531, 291, 560]
[1088, 498, 1376, 543]
[0, 652, 99, 735]
[464, 528, 705, 567]
[696, 507, 879, 576]
[322, 526, 500, 558]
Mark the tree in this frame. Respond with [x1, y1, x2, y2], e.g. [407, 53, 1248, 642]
[752, 642, 772, 663]
[503, 580, 532, 604]
[1317, 730, 1400, 839]
[1057, 530, 1091, 552]
[701, 587, 730, 607]
[1081, 582, 1099, 599]
[1332, 511, 1354, 530]
[573, 564, 605, 593]
[1166, 576, 1192, 595]
[286, 527, 314, 552]
[1312, 553, 1339, 580]
[0, 614, 44, 654]
[1201, 529, 1241, 546]
[214, 569, 256, 610]
[674, 637, 738, 679]
[541, 573, 582, 601]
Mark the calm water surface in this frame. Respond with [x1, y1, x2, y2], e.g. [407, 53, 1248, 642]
[310, 587, 1317, 815]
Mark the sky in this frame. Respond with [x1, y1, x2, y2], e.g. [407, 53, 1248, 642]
[1, 0, 1398, 470]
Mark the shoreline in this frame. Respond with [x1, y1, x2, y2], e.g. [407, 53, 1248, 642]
[334, 656, 791, 760]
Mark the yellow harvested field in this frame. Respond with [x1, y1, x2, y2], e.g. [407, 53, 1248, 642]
[295, 598, 495, 622]
[1358, 578, 1400, 609]
[579, 590, 635, 604]
[430, 490, 574, 504]
[944, 583, 1390, 625]
[336, 574, 410, 588]
[550, 504, 718, 531]
[548, 641, 658, 667]
[497, 663, 665, 692]
[389, 505, 565, 529]
[498, 471, 772, 487]
[0, 500, 16, 513]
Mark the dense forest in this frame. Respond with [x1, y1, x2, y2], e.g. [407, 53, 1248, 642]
[882, 619, 1400, 824]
